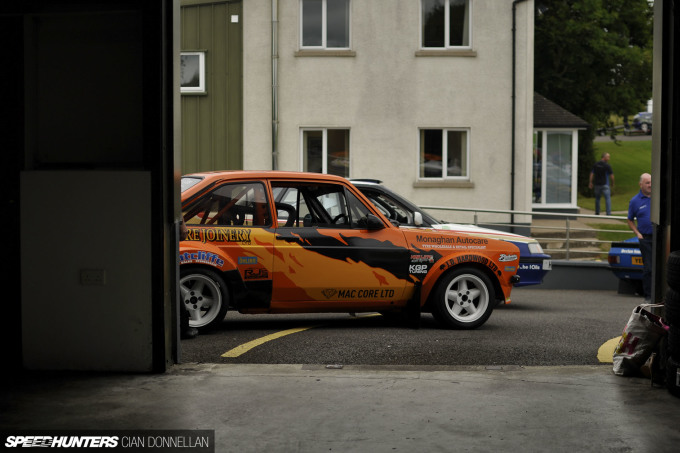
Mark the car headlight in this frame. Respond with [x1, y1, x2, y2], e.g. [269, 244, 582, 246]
[527, 242, 544, 254]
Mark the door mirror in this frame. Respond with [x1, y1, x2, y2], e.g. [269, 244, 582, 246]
[358, 214, 385, 230]
[414, 211, 423, 226]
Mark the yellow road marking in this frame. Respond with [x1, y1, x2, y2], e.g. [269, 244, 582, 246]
[221, 325, 321, 358]
[221, 313, 382, 358]
[597, 336, 621, 363]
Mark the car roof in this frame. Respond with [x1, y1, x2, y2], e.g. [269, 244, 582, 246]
[181, 171, 357, 202]
[185, 170, 349, 184]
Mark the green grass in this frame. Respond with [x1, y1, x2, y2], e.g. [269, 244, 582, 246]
[577, 138, 652, 213]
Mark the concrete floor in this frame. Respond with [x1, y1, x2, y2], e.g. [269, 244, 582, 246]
[2, 363, 679, 452]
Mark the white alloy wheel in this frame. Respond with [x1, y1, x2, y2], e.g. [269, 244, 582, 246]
[179, 269, 228, 331]
[432, 268, 495, 329]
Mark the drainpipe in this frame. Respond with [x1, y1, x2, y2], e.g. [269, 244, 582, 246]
[272, 0, 279, 170]
[511, 0, 527, 232]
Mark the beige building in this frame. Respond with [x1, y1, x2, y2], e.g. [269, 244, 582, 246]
[182, 0, 535, 223]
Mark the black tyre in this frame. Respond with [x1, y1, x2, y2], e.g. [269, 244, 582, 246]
[667, 356, 680, 398]
[668, 324, 680, 360]
[179, 267, 229, 332]
[665, 289, 680, 326]
[667, 251, 680, 293]
[431, 267, 495, 329]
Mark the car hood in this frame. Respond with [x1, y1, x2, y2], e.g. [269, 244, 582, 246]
[430, 223, 538, 244]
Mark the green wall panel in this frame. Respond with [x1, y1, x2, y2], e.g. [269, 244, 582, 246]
[181, 0, 243, 174]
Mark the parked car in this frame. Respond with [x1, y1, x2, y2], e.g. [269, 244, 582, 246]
[624, 112, 652, 135]
[351, 179, 551, 287]
[180, 171, 520, 331]
[608, 237, 643, 293]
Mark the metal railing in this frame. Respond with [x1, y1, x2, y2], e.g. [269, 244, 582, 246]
[419, 205, 634, 261]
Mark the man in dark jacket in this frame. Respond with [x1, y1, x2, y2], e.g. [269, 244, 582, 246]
[588, 153, 615, 215]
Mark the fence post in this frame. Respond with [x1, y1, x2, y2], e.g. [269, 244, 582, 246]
[565, 217, 570, 260]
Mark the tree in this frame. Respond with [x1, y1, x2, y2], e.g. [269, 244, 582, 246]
[534, 0, 654, 194]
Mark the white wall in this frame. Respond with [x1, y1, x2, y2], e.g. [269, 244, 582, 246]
[21, 172, 153, 371]
[243, 0, 534, 223]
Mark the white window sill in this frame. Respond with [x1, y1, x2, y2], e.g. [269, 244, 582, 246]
[415, 49, 477, 57]
[295, 50, 356, 57]
[413, 180, 475, 189]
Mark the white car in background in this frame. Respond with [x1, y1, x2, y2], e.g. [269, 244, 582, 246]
[351, 179, 552, 287]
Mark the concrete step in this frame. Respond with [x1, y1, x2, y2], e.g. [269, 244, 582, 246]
[539, 238, 602, 250]
[542, 247, 607, 260]
[533, 229, 598, 239]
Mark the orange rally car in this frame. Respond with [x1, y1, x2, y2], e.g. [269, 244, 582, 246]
[179, 171, 520, 331]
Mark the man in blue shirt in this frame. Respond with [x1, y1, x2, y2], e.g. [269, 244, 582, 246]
[627, 173, 653, 301]
[589, 153, 615, 215]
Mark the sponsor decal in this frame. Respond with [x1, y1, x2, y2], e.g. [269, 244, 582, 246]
[244, 268, 268, 280]
[187, 227, 252, 244]
[410, 254, 434, 263]
[499, 254, 518, 262]
[238, 256, 258, 265]
[179, 251, 225, 267]
[504, 266, 517, 272]
[440, 254, 502, 276]
[415, 234, 488, 249]
[409, 264, 429, 274]
[322, 289, 396, 299]
[322, 289, 338, 299]
[620, 248, 641, 255]
[519, 264, 542, 271]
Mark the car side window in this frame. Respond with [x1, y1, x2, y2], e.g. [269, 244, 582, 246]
[272, 182, 373, 229]
[183, 182, 271, 227]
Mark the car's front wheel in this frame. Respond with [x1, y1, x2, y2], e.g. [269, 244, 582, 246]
[431, 267, 495, 329]
[179, 268, 229, 331]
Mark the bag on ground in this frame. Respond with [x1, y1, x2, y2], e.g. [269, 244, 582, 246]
[613, 304, 668, 376]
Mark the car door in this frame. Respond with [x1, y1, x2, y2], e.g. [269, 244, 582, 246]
[270, 180, 411, 309]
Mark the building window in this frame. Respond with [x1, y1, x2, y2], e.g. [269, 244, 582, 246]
[532, 130, 578, 207]
[419, 129, 469, 179]
[180, 52, 206, 94]
[301, 128, 350, 177]
[421, 0, 471, 48]
[301, 0, 350, 49]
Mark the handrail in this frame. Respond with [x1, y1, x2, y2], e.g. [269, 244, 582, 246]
[419, 205, 633, 261]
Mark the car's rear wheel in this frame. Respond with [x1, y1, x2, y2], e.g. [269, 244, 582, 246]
[179, 268, 229, 332]
[431, 267, 495, 329]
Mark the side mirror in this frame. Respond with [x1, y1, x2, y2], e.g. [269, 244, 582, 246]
[414, 211, 423, 226]
[358, 214, 385, 230]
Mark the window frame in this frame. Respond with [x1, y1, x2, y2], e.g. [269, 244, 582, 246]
[180, 51, 206, 94]
[271, 182, 371, 229]
[417, 127, 470, 181]
[420, 0, 472, 50]
[300, 127, 351, 177]
[531, 129, 579, 208]
[299, 0, 351, 50]
[182, 181, 272, 227]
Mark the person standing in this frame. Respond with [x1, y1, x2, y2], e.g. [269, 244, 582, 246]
[589, 153, 615, 215]
[627, 173, 653, 301]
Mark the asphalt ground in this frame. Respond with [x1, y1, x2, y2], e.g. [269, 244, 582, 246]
[3, 288, 679, 452]
[179, 288, 643, 366]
